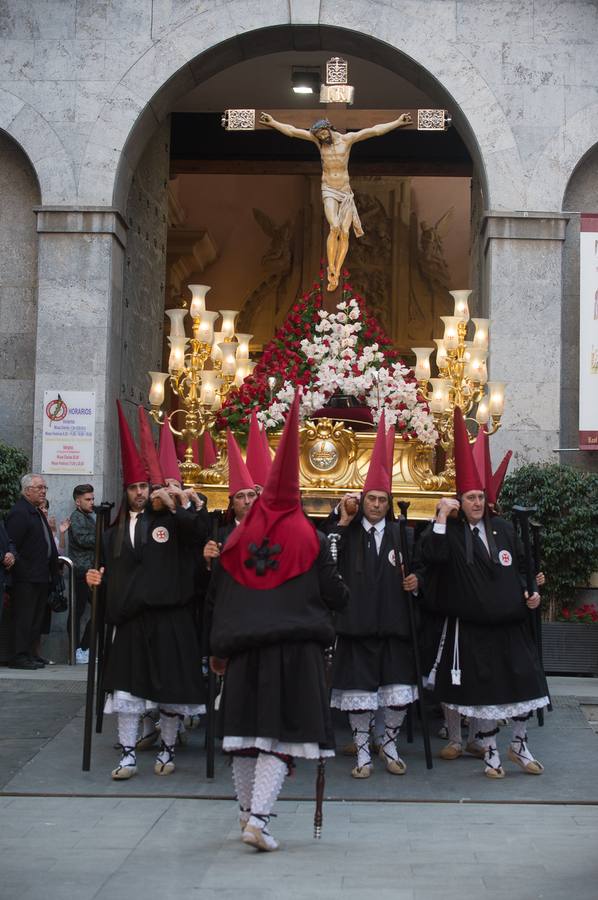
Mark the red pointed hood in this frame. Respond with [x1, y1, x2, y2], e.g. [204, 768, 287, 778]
[116, 400, 148, 487]
[227, 429, 255, 496]
[489, 450, 512, 505]
[363, 411, 393, 495]
[472, 426, 492, 492]
[158, 417, 181, 483]
[137, 406, 164, 486]
[385, 422, 395, 483]
[202, 431, 217, 468]
[454, 406, 483, 495]
[246, 410, 272, 487]
[220, 392, 319, 589]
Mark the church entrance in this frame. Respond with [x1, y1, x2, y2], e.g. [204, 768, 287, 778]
[160, 47, 475, 363]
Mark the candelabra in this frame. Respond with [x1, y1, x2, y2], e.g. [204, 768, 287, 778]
[148, 284, 255, 484]
[410, 290, 505, 491]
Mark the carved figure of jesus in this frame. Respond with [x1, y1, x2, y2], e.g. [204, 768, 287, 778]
[260, 112, 411, 291]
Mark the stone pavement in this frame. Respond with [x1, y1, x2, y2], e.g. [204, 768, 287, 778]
[1, 667, 598, 899]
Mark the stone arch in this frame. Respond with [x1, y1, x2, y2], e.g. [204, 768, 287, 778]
[0, 127, 41, 454]
[558, 140, 598, 473]
[0, 87, 76, 204]
[528, 103, 598, 213]
[73, 8, 523, 213]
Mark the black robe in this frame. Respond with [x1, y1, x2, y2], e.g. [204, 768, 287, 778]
[209, 533, 348, 746]
[331, 519, 422, 692]
[102, 505, 209, 705]
[419, 516, 548, 709]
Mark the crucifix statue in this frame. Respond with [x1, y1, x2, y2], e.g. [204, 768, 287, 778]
[259, 111, 412, 291]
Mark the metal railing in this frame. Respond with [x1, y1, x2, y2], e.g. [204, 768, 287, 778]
[58, 555, 76, 666]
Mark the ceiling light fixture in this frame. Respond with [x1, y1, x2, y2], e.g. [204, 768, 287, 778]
[291, 69, 321, 95]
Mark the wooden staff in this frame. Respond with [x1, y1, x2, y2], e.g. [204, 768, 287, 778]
[512, 505, 545, 727]
[94, 503, 114, 734]
[82, 502, 112, 771]
[397, 512, 433, 770]
[205, 510, 223, 780]
[314, 758, 326, 839]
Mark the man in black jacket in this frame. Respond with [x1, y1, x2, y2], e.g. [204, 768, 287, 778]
[86, 402, 209, 780]
[328, 417, 421, 779]
[0, 522, 16, 627]
[67, 483, 96, 663]
[6, 474, 59, 669]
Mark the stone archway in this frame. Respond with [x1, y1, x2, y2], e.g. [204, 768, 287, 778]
[73, 18, 521, 213]
[560, 141, 598, 473]
[0, 128, 41, 454]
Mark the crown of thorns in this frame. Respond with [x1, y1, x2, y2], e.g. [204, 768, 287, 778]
[310, 118, 336, 134]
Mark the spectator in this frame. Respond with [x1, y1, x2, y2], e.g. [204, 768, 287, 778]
[5, 474, 59, 669]
[41, 499, 70, 552]
[0, 522, 16, 627]
[67, 484, 96, 664]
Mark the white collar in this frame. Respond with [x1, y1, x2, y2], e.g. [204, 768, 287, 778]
[362, 517, 385, 534]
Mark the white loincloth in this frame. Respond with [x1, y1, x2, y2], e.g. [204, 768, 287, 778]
[321, 186, 364, 237]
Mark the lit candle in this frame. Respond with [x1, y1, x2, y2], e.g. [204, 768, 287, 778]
[440, 315, 460, 350]
[167, 336, 187, 373]
[211, 332, 224, 362]
[472, 318, 490, 350]
[219, 310, 238, 340]
[199, 370, 221, 406]
[411, 347, 433, 382]
[165, 308, 188, 338]
[434, 338, 448, 370]
[188, 284, 211, 319]
[148, 371, 169, 407]
[197, 310, 219, 346]
[218, 342, 237, 376]
[429, 377, 450, 413]
[466, 348, 488, 383]
[487, 381, 505, 416]
[234, 333, 253, 360]
[449, 289, 472, 323]
[476, 399, 490, 425]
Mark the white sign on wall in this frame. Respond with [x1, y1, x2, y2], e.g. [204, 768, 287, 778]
[579, 215, 598, 451]
[41, 391, 96, 474]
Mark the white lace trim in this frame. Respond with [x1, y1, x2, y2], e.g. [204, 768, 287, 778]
[104, 690, 205, 716]
[443, 696, 550, 719]
[222, 736, 334, 759]
[330, 683, 418, 711]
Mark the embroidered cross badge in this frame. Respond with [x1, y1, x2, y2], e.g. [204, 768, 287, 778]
[244, 538, 281, 575]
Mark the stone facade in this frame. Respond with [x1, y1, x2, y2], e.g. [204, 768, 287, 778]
[0, 1, 597, 514]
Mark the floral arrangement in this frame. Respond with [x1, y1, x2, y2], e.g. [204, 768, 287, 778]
[218, 272, 437, 446]
[557, 603, 598, 624]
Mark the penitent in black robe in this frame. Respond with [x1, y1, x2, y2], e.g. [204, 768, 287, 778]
[102, 505, 209, 705]
[209, 533, 348, 753]
[329, 519, 422, 707]
[419, 515, 548, 715]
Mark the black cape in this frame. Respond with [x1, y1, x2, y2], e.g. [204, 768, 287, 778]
[419, 516, 548, 708]
[102, 505, 209, 704]
[209, 532, 348, 745]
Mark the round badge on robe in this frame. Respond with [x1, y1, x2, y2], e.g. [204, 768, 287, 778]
[498, 549, 512, 566]
[152, 526, 169, 544]
[387, 549, 402, 567]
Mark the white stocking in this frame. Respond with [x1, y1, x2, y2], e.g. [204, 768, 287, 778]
[380, 707, 407, 762]
[511, 717, 536, 764]
[156, 709, 178, 764]
[349, 712, 373, 768]
[141, 710, 157, 737]
[444, 705, 462, 745]
[117, 713, 138, 764]
[232, 756, 257, 822]
[475, 718, 501, 772]
[249, 753, 287, 824]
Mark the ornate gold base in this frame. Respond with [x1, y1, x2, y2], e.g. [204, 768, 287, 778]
[189, 417, 452, 519]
